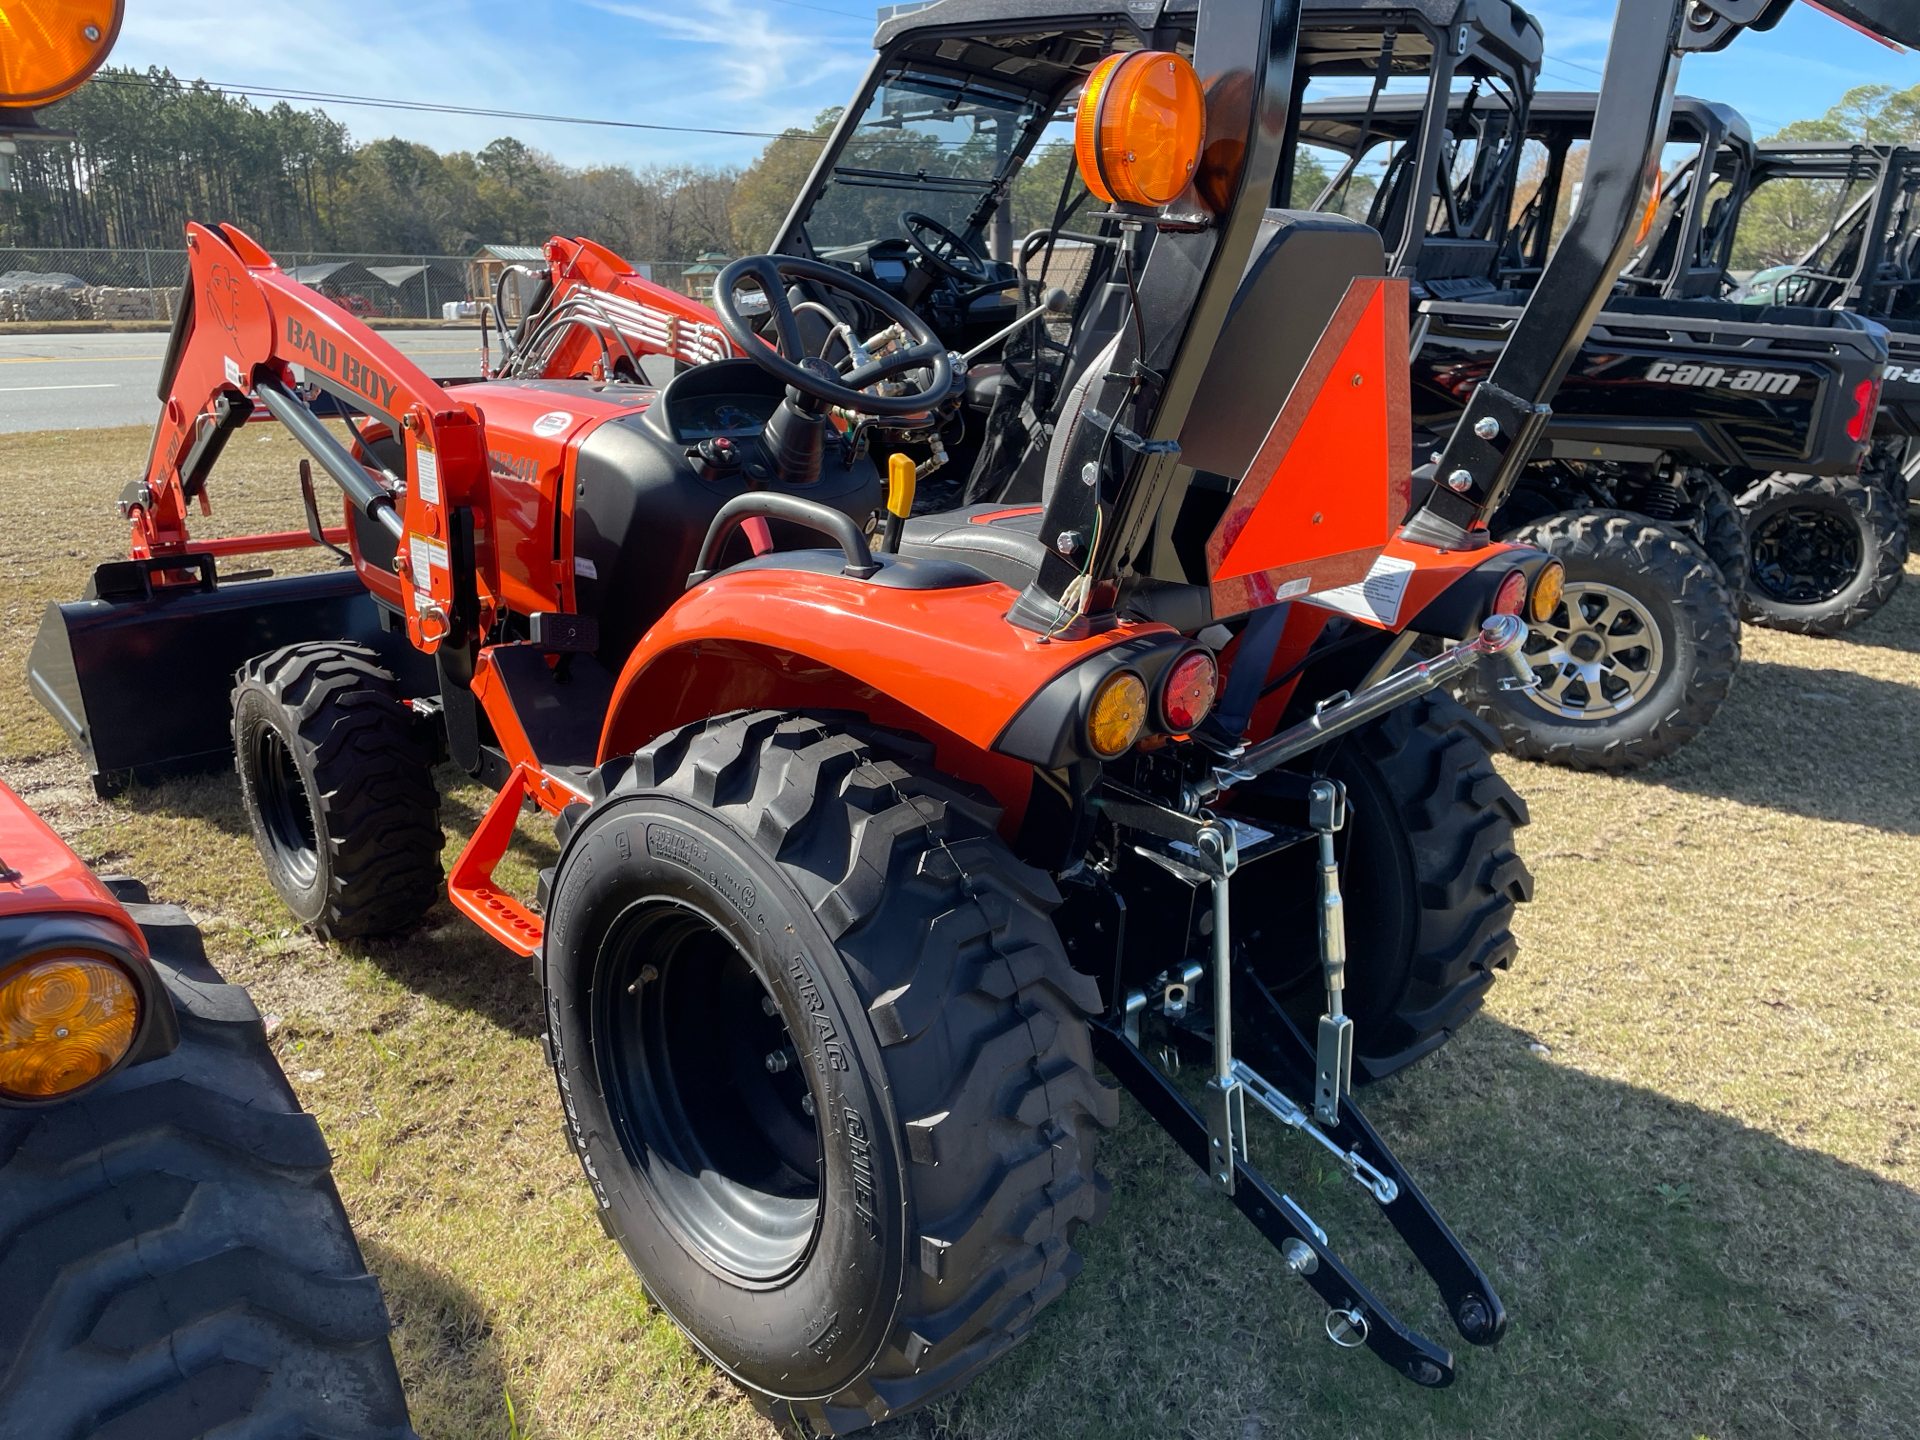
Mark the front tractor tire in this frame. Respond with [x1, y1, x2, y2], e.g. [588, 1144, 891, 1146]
[541, 711, 1116, 1434]
[1460, 509, 1740, 773]
[1736, 472, 1905, 636]
[232, 643, 444, 940]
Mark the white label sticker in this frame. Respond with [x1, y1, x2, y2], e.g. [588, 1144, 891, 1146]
[1275, 576, 1312, 600]
[573, 555, 599, 580]
[414, 446, 439, 505]
[223, 354, 243, 387]
[533, 410, 574, 438]
[409, 534, 449, 583]
[1303, 553, 1417, 627]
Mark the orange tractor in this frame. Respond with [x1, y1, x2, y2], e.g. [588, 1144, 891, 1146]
[24, 0, 1915, 1429]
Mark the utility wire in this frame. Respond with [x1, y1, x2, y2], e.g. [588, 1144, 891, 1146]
[80, 72, 834, 143]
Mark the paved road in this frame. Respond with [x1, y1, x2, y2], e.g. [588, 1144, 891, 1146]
[0, 329, 495, 433]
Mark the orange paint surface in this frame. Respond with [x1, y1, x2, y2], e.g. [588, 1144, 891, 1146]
[0, 782, 145, 952]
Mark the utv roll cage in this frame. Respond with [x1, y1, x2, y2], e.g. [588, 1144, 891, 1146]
[1282, 0, 1543, 280]
[1745, 141, 1920, 320]
[1295, 89, 1757, 300]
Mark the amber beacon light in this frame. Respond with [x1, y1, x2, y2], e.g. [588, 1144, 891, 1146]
[0, 0, 123, 108]
[1074, 50, 1206, 208]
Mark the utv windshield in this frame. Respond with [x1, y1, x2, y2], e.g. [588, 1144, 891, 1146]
[804, 68, 1045, 253]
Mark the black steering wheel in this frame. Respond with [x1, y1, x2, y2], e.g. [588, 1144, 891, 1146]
[899, 211, 990, 284]
[712, 255, 953, 418]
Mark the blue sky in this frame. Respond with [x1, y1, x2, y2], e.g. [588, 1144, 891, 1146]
[109, 0, 1920, 171]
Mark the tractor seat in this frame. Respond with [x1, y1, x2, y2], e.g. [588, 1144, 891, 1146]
[897, 504, 1049, 589]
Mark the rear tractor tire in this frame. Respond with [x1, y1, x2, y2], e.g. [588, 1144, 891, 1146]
[0, 894, 414, 1439]
[1231, 694, 1533, 1079]
[541, 710, 1117, 1434]
[232, 642, 443, 940]
[1461, 509, 1740, 772]
[1737, 472, 1905, 636]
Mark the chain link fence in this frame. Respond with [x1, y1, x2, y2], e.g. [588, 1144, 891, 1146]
[0, 248, 704, 323]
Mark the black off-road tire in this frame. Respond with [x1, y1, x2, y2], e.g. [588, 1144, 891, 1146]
[232, 642, 443, 939]
[541, 710, 1115, 1435]
[1738, 472, 1904, 635]
[1860, 438, 1912, 563]
[1233, 694, 1533, 1079]
[1459, 509, 1740, 772]
[0, 895, 414, 1439]
[1686, 471, 1750, 594]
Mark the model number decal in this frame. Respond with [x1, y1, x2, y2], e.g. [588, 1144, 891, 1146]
[1645, 360, 1801, 396]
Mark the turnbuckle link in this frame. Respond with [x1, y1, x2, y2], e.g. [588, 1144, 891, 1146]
[1232, 1059, 1400, 1206]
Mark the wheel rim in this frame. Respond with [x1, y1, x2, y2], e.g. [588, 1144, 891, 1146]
[1516, 581, 1666, 720]
[253, 725, 319, 888]
[1748, 504, 1861, 605]
[596, 901, 822, 1283]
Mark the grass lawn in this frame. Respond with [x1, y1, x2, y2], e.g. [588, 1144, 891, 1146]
[4, 424, 1917, 1439]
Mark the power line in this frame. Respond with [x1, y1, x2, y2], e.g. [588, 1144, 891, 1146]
[81, 73, 834, 143]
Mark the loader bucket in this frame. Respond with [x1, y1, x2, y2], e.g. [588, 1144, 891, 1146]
[28, 563, 434, 796]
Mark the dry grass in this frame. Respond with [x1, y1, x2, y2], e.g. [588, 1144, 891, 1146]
[4, 424, 1918, 1440]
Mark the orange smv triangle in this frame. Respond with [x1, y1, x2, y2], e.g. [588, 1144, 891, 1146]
[1205, 277, 1410, 618]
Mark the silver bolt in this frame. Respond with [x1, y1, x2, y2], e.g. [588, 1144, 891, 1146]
[84, 24, 100, 41]
[1430, 450, 1444, 465]
[55, 1026, 70, 1039]
[1447, 468, 1474, 493]
[765, 1049, 790, 1074]
[1282, 1239, 1319, 1276]
[1350, 373, 1363, 387]
[1474, 416, 1500, 440]
[801, 1092, 816, 1117]
[1080, 461, 1098, 487]
[1056, 529, 1081, 557]
[761, 995, 779, 1017]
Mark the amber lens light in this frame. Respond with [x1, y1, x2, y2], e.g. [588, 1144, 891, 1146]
[1160, 650, 1217, 733]
[1075, 50, 1206, 207]
[0, 0, 123, 108]
[1528, 559, 1565, 624]
[1074, 54, 1126, 203]
[1493, 569, 1527, 617]
[1087, 671, 1148, 758]
[0, 952, 139, 1100]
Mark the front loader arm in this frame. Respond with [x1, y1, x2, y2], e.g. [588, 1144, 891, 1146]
[510, 236, 739, 381]
[139, 222, 493, 654]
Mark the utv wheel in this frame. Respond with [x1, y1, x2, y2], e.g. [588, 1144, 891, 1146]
[1231, 694, 1533, 1079]
[542, 710, 1116, 1434]
[1860, 439, 1912, 563]
[0, 900, 413, 1438]
[1738, 472, 1905, 635]
[1461, 509, 1740, 772]
[232, 642, 443, 939]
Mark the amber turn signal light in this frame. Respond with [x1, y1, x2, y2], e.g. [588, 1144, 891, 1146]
[0, 950, 139, 1101]
[1074, 50, 1206, 208]
[1528, 558, 1566, 624]
[1087, 670, 1148, 758]
[0, 0, 123, 108]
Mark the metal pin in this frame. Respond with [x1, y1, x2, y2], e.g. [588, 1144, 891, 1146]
[1474, 416, 1501, 440]
[1447, 468, 1474, 492]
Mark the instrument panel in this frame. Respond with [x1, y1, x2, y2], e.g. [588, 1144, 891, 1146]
[672, 392, 779, 442]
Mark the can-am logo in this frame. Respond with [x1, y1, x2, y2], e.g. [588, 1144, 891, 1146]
[1645, 360, 1801, 396]
[1883, 364, 1920, 385]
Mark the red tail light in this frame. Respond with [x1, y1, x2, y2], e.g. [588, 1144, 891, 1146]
[1160, 649, 1218, 733]
[1493, 569, 1528, 617]
[1847, 376, 1882, 443]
